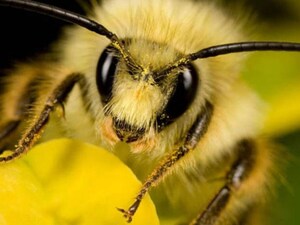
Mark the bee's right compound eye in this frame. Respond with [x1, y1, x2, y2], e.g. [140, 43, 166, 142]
[96, 45, 120, 104]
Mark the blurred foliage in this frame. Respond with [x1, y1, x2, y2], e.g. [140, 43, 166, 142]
[241, 0, 300, 224]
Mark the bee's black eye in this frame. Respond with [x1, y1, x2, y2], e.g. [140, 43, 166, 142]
[96, 45, 120, 104]
[157, 64, 199, 130]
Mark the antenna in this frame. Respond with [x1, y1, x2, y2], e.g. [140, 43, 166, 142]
[0, 0, 115, 39]
[156, 42, 300, 76]
[0, 0, 143, 70]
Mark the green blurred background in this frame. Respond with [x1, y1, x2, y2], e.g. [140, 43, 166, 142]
[0, 0, 299, 224]
[239, 1, 300, 224]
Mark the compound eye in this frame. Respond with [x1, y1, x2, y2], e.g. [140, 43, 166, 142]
[157, 64, 199, 129]
[96, 45, 120, 104]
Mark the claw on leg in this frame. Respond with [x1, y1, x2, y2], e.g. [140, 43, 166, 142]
[117, 199, 141, 223]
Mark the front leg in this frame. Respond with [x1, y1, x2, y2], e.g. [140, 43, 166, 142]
[0, 73, 83, 162]
[118, 101, 214, 222]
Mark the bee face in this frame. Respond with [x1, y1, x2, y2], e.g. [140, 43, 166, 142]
[96, 39, 199, 145]
[56, 0, 246, 153]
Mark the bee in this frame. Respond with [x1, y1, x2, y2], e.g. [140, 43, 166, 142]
[0, 0, 299, 224]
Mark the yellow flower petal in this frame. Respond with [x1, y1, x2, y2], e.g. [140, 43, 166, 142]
[0, 138, 159, 225]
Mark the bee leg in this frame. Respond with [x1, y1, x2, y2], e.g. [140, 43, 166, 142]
[190, 139, 262, 225]
[0, 120, 20, 138]
[0, 73, 83, 162]
[0, 120, 21, 147]
[118, 101, 214, 222]
[0, 90, 35, 151]
[0, 79, 36, 151]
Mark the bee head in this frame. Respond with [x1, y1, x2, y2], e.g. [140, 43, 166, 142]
[3, 0, 299, 148]
[96, 39, 199, 143]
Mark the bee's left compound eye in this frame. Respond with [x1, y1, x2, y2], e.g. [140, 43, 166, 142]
[96, 46, 120, 104]
[157, 64, 199, 130]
